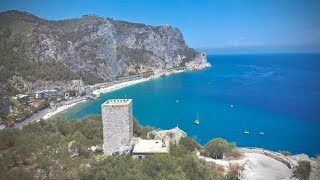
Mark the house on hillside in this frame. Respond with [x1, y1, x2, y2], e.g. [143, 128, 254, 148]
[64, 90, 78, 100]
[71, 79, 86, 96]
[15, 94, 30, 101]
[35, 89, 58, 98]
[35, 91, 44, 99]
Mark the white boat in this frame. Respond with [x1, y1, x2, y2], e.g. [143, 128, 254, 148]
[244, 130, 249, 134]
[259, 131, 264, 135]
[230, 104, 234, 108]
[176, 99, 179, 103]
[195, 112, 200, 125]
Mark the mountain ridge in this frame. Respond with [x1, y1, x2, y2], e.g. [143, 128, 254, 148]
[0, 10, 208, 96]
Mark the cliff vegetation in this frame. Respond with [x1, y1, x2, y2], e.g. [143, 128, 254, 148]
[0, 116, 238, 180]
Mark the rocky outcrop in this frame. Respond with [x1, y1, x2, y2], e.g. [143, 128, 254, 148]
[239, 148, 295, 169]
[239, 148, 320, 180]
[0, 10, 209, 87]
[186, 52, 211, 70]
[288, 154, 320, 180]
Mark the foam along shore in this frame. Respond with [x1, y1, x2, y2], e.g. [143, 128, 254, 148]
[41, 99, 86, 120]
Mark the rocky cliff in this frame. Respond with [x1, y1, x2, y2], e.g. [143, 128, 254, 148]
[0, 10, 208, 93]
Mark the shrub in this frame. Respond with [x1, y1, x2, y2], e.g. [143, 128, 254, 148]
[141, 154, 185, 179]
[279, 150, 292, 156]
[148, 133, 155, 139]
[204, 138, 235, 159]
[211, 165, 225, 177]
[181, 155, 213, 180]
[227, 149, 242, 160]
[170, 143, 190, 157]
[294, 160, 311, 180]
[228, 163, 241, 177]
[133, 118, 154, 139]
[179, 136, 201, 151]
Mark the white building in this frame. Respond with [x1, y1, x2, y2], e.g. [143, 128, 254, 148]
[34, 89, 58, 98]
[132, 138, 170, 158]
[15, 94, 30, 101]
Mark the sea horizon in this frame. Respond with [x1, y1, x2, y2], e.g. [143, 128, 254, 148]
[62, 53, 320, 156]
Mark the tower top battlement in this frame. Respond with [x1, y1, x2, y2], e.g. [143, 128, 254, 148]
[103, 99, 132, 106]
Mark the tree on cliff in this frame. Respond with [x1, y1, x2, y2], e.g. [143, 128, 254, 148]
[294, 160, 311, 180]
[179, 136, 201, 151]
[204, 138, 235, 159]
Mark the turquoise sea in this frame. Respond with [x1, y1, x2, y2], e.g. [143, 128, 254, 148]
[63, 53, 320, 156]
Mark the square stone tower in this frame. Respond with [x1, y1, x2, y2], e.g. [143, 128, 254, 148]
[101, 99, 133, 155]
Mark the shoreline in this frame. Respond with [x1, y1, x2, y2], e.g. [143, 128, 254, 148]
[36, 67, 204, 123]
[5, 62, 211, 129]
[41, 78, 152, 121]
[41, 99, 87, 120]
[91, 78, 150, 96]
[91, 68, 191, 97]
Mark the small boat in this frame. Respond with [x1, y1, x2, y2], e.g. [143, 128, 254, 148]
[230, 104, 234, 108]
[244, 130, 249, 134]
[176, 99, 179, 103]
[194, 112, 200, 125]
[259, 131, 265, 135]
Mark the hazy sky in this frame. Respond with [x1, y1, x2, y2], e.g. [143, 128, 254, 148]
[1, 0, 320, 53]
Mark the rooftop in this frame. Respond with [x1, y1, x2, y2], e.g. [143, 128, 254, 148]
[156, 127, 187, 136]
[102, 99, 132, 106]
[16, 94, 29, 99]
[35, 89, 57, 94]
[132, 139, 170, 154]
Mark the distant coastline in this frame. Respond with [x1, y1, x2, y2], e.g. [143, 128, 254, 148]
[5, 63, 211, 129]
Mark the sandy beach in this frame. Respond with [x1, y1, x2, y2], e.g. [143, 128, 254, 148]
[92, 78, 150, 96]
[41, 99, 87, 120]
[39, 78, 151, 122]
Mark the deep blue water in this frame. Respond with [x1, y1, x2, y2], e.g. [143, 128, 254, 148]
[62, 53, 320, 156]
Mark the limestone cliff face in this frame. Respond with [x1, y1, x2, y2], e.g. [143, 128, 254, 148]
[0, 10, 208, 85]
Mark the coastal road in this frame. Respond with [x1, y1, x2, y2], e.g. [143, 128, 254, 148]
[14, 96, 88, 129]
[15, 108, 51, 129]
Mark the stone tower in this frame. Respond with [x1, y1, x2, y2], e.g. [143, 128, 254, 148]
[101, 99, 133, 155]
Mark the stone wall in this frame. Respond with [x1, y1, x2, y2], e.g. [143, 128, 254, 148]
[102, 100, 133, 155]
